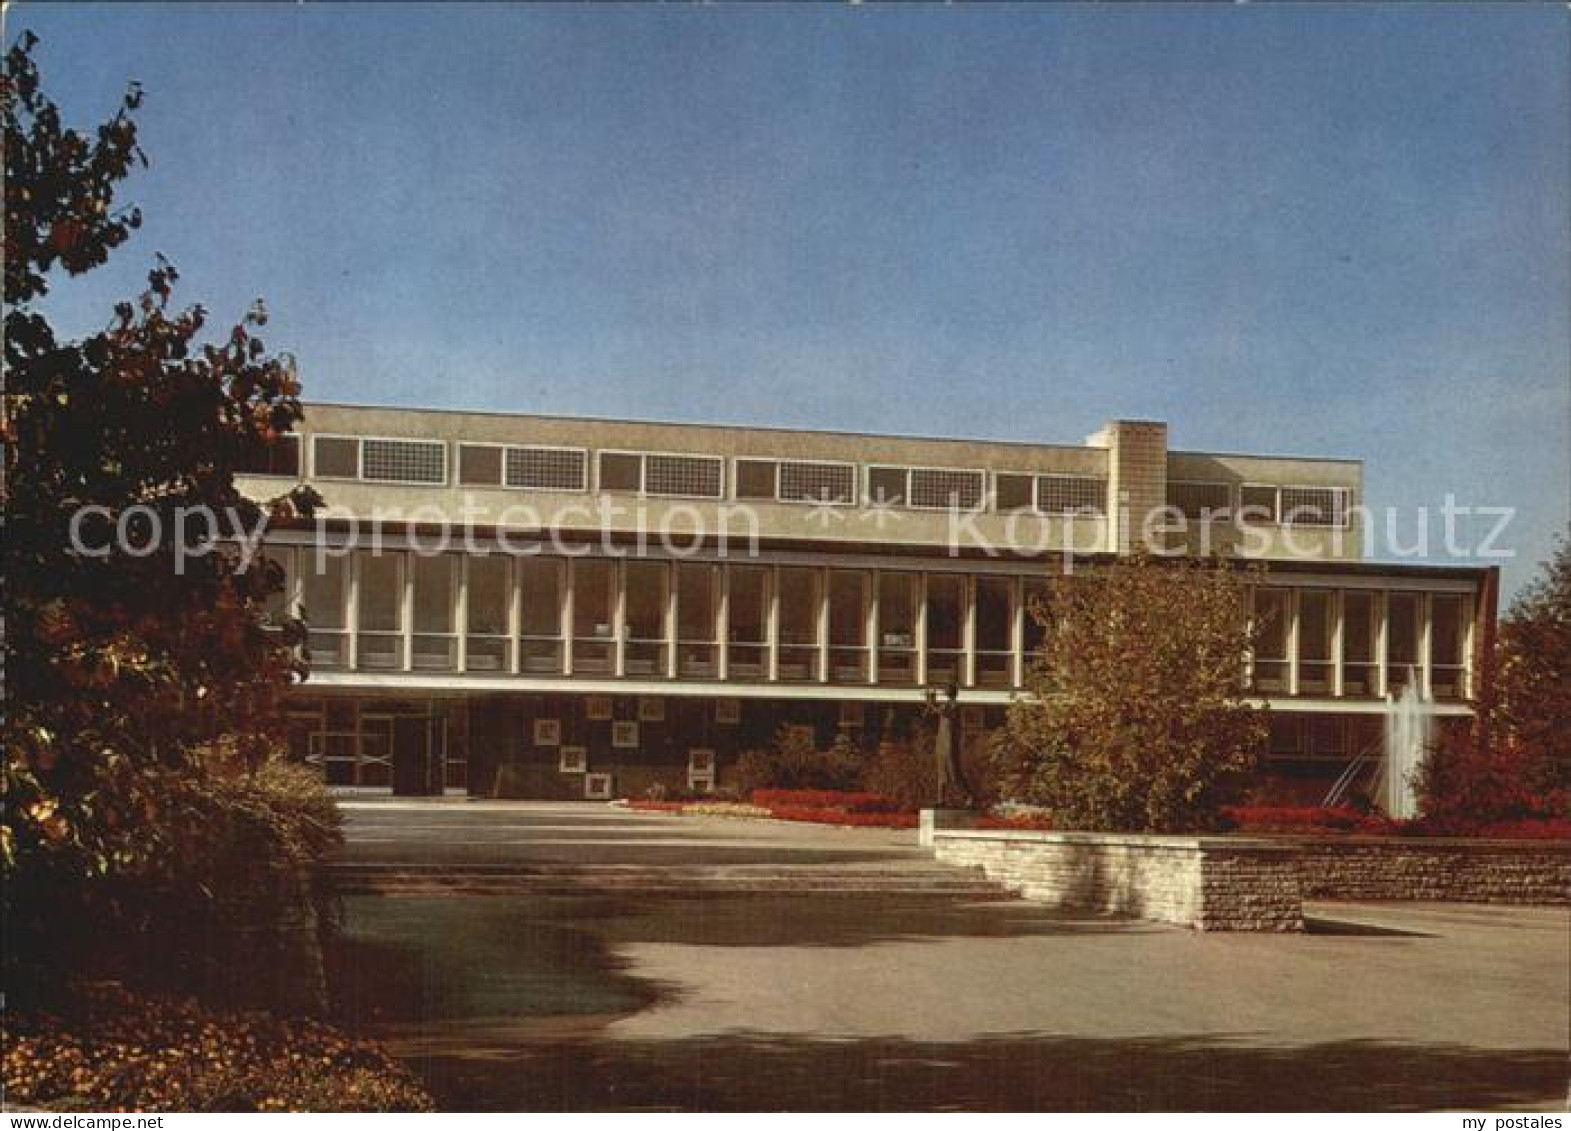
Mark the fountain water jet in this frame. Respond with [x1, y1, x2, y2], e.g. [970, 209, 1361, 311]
[1383, 669, 1435, 820]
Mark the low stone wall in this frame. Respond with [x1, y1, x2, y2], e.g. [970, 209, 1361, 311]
[931, 829, 1303, 931]
[1291, 837, 1571, 905]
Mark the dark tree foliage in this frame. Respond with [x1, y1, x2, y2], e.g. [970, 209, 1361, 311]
[3, 32, 320, 881]
[1497, 530, 1571, 800]
[1421, 531, 1571, 822]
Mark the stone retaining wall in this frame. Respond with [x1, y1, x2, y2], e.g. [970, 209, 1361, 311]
[931, 829, 1304, 931]
[1291, 837, 1571, 905]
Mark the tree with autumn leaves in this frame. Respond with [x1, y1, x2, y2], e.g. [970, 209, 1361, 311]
[3, 33, 318, 895]
[1419, 531, 1571, 824]
[994, 554, 1267, 833]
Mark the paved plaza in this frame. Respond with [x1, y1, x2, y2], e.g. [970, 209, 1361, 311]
[329, 801, 1570, 1111]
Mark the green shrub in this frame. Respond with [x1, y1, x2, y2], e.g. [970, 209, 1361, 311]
[733, 726, 864, 794]
[994, 555, 1265, 833]
[6, 739, 344, 1014]
[862, 724, 940, 811]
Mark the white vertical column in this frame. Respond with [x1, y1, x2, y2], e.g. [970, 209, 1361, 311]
[665, 562, 679, 680]
[866, 572, 879, 685]
[1419, 593, 1433, 699]
[1010, 576, 1025, 689]
[1375, 590, 1389, 699]
[914, 573, 928, 688]
[507, 555, 521, 675]
[766, 565, 780, 682]
[560, 558, 575, 676]
[284, 547, 302, 621]
[817, 568, 830, 684]
[1330, 589, 1345, 699]
[456, 555, 469, 673]
[962, 575, 977, 688]
[717, 563, 730, 682]
[400, 552, 414, 673]
[345, 547, 360, 671]
[1286, 588, 1300, 698]
[613, 558, 627, 679]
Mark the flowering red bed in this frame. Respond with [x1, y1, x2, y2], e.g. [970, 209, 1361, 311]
[627, 796, 1570, 839]
[1223, 806, 1571, 840]
[750, 789, 906, 813]
[767, 805, 918, 828]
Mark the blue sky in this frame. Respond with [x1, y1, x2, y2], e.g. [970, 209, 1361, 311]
[15, 3, 1570, 596]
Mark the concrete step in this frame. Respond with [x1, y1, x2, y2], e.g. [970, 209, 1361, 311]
[327, 861, 1015, 899]
[335, 884, 1009, 898]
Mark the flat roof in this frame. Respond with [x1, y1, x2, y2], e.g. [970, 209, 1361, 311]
[300, 399, 1363, 467]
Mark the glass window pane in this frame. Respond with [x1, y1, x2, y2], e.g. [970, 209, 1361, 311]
[995, 474, 1034, 512]
[926, 575, 964, 651]
[876, 572, 916, 685]
[313, 436, 358, 478]
[1168, 481, 1232, 520]
[1252, 587, 1290, 692]
[867, 467, 907, 507]
[1240, 485, 1278, 522]
[1430, 594, 1466, 699]
[1343, 591, 1375, 662]
[645, 454, 722, 498]
[975, 577, 1011, 652]
[1386, 592, 1419, 667]
[778, 567, 820, 680]
[459, 444, 502, 486]
[828, 571, 866, 647]
[1037, 476, 1106, 515]
[362, 438, 445, 484]
[1430, 595, 1465, 667]
[572, 559, 616, 639]
[1253, 589, 1289, 659]
[727, 565, 769, 679]
[1298, 591, 1332, 662]
[598, 452, 641, 492]
[910, 469, 984, 510]
[778, 568, 819, 647]
[1281, 487, 1345, 527]
[677, 563, 717, 640]
[357, 554, 402, 632]
[519, 558, 561, 636]
[301, 554, 346, 629]
[1297, 589, 1332, 693]
[507, 447, 587, 491]
[1341, 590, 1377, 697]
[878, 573, 915, 640]
[728, 566, 769, 644]
[735, 459, 778, 500]
[780, 462, 854, 504]
[925, 574, 964, 683]
[466, 556, 510, 635]
[624, 561, 668, 640]
[412, 556, 453, 634]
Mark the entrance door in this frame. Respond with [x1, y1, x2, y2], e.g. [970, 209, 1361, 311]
[392, 715, 438, 796]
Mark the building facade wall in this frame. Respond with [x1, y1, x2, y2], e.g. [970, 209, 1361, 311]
[242, 403, 1485, 799]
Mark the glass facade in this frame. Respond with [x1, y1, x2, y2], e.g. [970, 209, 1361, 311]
[272, 546, 1474, 701]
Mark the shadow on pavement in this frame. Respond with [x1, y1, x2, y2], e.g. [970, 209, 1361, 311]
[403, 1031, 1569, 1112]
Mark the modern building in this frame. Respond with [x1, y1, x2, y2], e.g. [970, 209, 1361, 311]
[239, 404, 1494, 802]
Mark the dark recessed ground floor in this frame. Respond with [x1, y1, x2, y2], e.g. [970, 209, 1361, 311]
[285, 690, 1411, 806]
